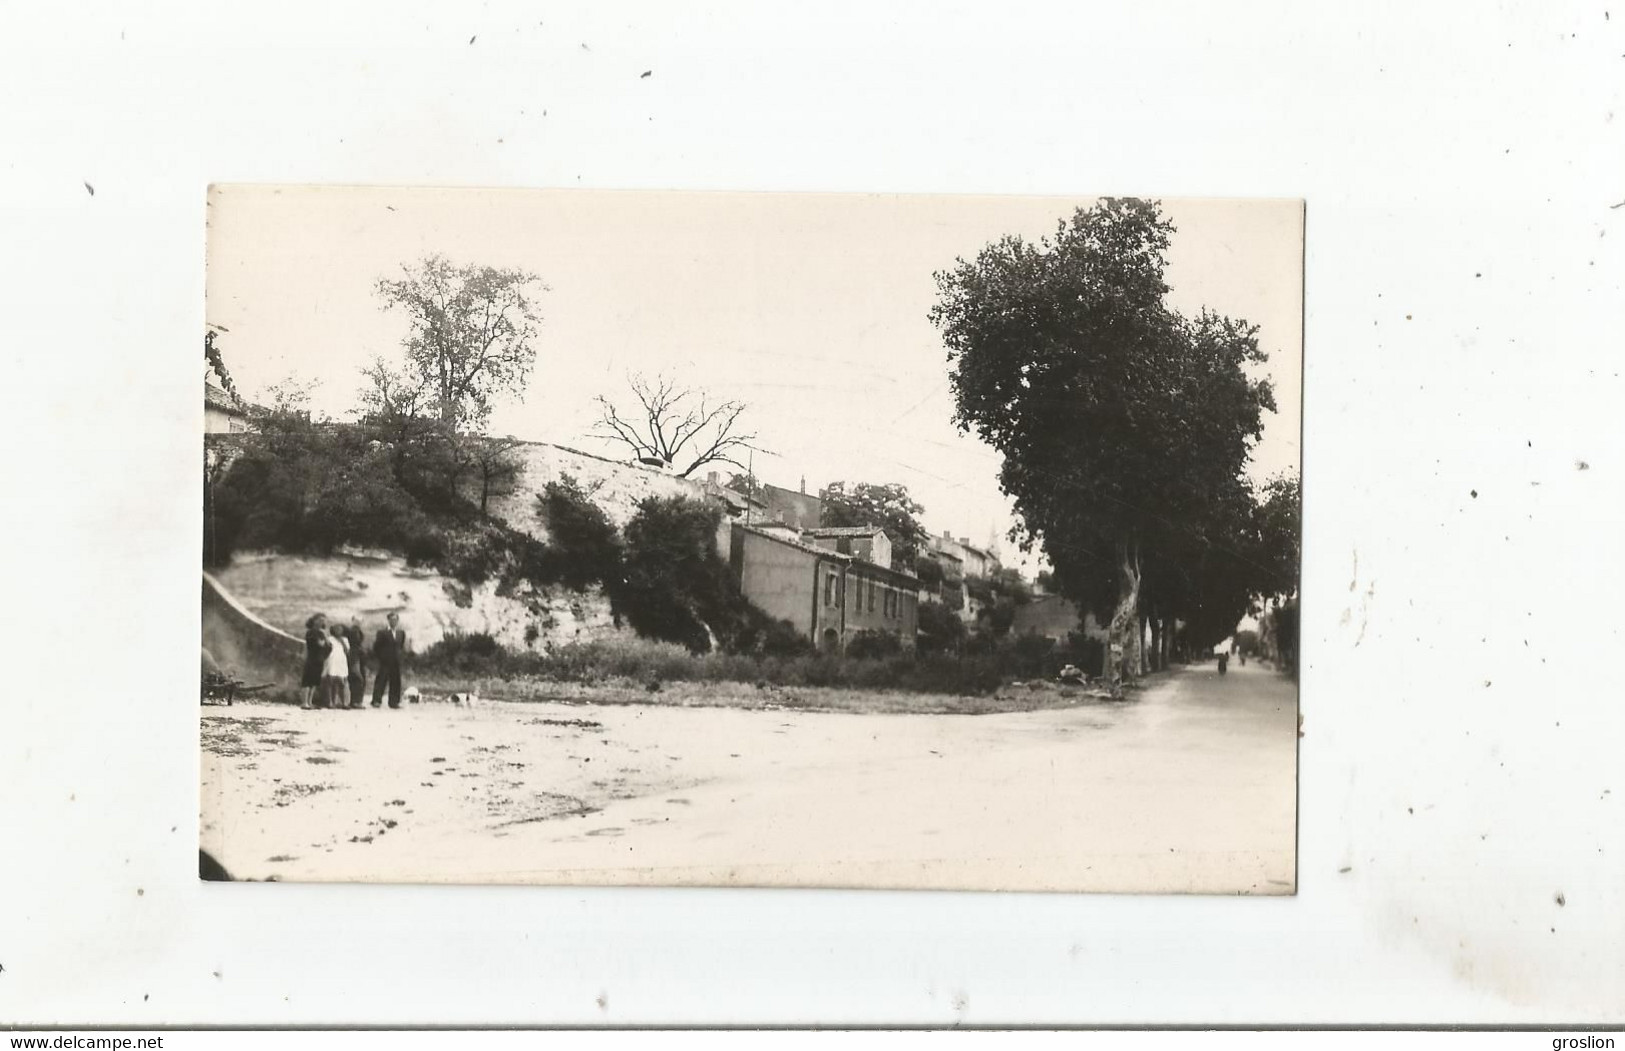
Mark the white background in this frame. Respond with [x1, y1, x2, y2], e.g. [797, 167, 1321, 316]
[2, 0, 1622, 1028]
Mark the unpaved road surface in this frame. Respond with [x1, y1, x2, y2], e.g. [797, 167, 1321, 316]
[201, 661, 1296, 892]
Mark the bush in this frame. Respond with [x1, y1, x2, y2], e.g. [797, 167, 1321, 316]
[536, 474, 621, 590]
[617, 495, 740, 653]
[846, 629, 903, 660]
[914, 555, 944, 589]
[409, 630, 1015, 697]
[917, 601, 967, 654]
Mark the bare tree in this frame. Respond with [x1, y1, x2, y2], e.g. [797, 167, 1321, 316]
[592, 373, 756, 477]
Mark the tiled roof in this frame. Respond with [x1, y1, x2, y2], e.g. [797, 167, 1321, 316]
[803, 525, 885, 538]
[204, 381, 244, 413]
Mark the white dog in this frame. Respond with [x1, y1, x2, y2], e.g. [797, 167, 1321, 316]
[449, 690, 480, 708]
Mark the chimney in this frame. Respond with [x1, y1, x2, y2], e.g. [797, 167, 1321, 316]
[799, 475, 806, 495]
[960, 537, 970, 547]
[943, 530, 952, 540]
[707, 470, 718, 485]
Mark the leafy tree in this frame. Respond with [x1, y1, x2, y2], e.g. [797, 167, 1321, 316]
[618, 496, 739, 653]
[932, 198, 1276, 682]
[375, 254, 546, 431]
[819, 481, 929, 567]
[204, 406, 428, 566]
[593, 373, 756, 477]
[1254, 471, 1301, 601]
[204, 327, 237, 398]
[724, 470, 764, 501]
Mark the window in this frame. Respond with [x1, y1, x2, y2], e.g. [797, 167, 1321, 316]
[825, 572, 837, 607]
[869, 578, 877, 612]
[884, 588, 894, 618]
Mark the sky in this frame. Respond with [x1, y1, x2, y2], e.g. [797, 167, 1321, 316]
[207, 187, 1302, 574]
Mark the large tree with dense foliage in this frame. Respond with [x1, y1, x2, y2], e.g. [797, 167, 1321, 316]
[931, 198, 1276, 682]
[819, 481, 929, 568]
[375, 255, 546, 431]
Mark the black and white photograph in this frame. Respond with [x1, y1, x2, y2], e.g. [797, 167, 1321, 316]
[200, 187, 1302, 892]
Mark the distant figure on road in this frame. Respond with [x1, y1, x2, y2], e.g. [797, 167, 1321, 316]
[371, 612, 408, 709]
[1217, 652, 1229, 675]
[344, 615, 367, 709]
[300, 613, 331, 710]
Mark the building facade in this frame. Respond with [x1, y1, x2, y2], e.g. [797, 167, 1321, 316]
[928, 531, 999, 580]
[728, 523, 918, 652]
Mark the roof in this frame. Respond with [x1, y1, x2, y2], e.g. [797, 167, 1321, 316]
[204, 381, 245, 414]
[802, 525, 886, 539]
[737, 524, 854, 561]
[738, 525, 920, 584]
[928, 548, 963, 563]
[709, 485, 767, 512]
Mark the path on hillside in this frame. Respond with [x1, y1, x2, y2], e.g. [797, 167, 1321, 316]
[202, 662, 1297, 893]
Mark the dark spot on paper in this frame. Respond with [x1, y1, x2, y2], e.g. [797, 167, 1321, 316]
[136, 888, 144, 896]
[1470, 489, 1478, 498]
[640, 70, 652, 78]
[1338, 866, 1352, 874]
[1555, 892, 1566, 906]
[83, 182, 94, 196]
[1407, 807, 1414, 814]
[469, 35, 476, 45]
[1576, 460, 1590, 470]
[597, 991, 608, 1011]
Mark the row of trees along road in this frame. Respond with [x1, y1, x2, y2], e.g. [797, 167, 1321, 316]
[932, 198, 1298, 683]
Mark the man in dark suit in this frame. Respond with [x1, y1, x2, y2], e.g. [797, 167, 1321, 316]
[371, 612, 408, 709]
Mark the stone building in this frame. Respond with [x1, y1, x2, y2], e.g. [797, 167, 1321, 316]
[801, 525, 894, 570]
[727, 523, 918, 652]
[928, 530, 1000, 580]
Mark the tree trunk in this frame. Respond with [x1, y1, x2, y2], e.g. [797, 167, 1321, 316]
[1105, 539, 1141, 687]
[1149, 615, 1162, 673]
[1161, 616, 1172, 668]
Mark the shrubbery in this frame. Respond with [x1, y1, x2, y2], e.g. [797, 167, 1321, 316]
[410, 633, 1007, 696]
[535, 475, 621, 590]
[845, 628, 903, 660]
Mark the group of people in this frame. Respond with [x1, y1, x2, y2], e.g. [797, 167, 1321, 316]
[299, 611, 409, 711]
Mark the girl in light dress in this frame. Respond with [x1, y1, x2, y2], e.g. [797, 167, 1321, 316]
[322, 622, 351, 710]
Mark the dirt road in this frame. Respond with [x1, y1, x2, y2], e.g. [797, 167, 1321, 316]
[201, 661, 1296, 893]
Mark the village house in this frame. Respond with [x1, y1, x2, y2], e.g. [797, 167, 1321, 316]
[928, 530, 1000, 580]
[801, 525, 894, 570]
[727, 522, 918, 653]
[204, 380, 254, 434]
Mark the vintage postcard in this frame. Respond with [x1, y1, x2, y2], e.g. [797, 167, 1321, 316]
[200, 186, 1302, 892]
